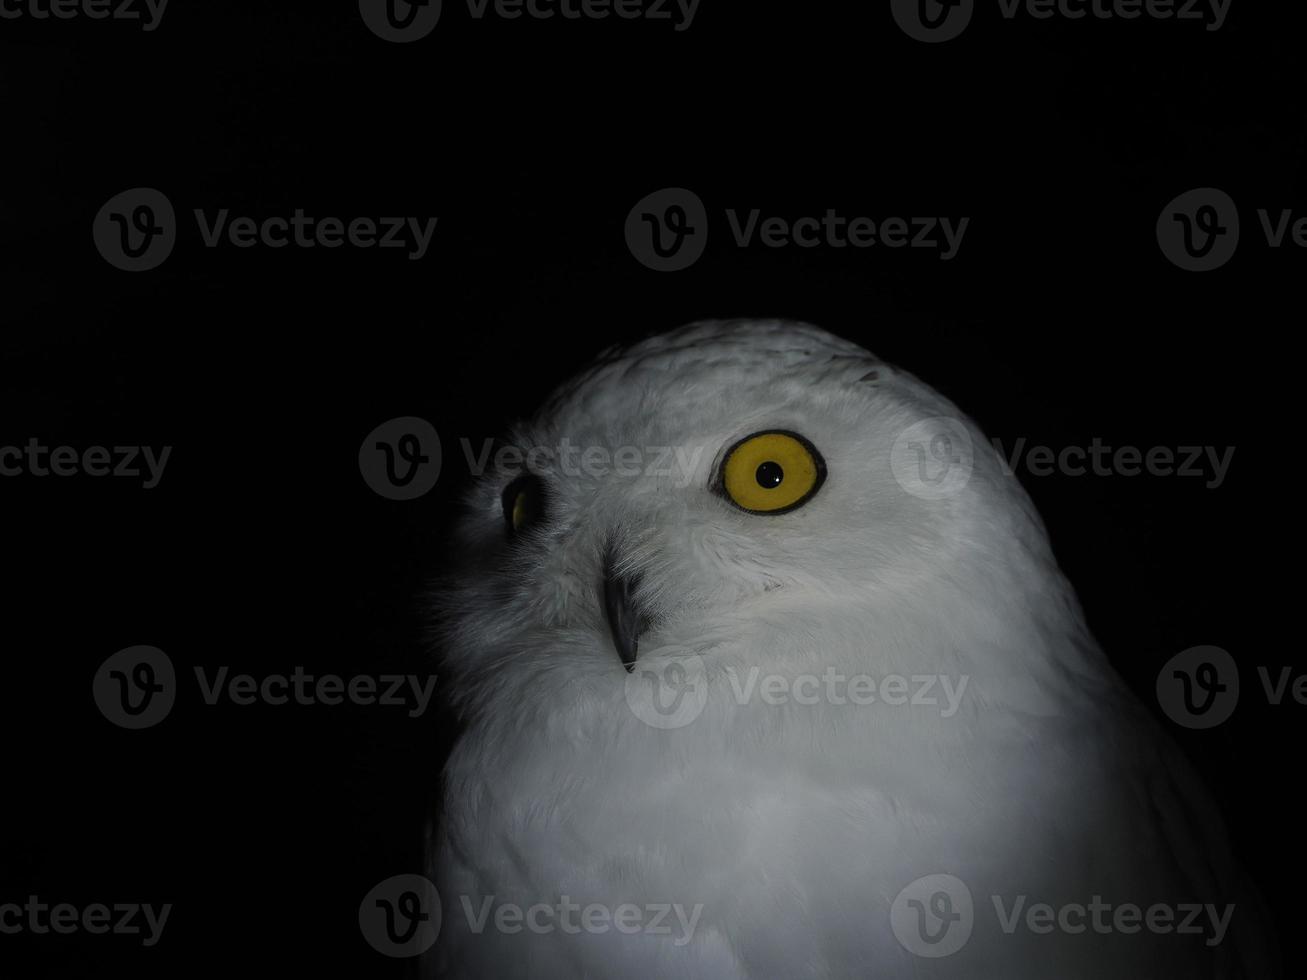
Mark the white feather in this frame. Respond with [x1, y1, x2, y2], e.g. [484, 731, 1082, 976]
[425, 319, 1267, 979]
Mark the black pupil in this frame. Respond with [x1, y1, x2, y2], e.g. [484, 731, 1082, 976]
[755, 461, 784, 489]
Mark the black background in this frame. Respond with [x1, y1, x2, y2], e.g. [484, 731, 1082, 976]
[1, 0, 1297, 976]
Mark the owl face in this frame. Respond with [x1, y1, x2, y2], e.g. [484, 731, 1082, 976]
[438, 320, 1039, 704]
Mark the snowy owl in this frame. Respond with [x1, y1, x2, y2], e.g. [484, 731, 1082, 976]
[424, 319, 1270, 978]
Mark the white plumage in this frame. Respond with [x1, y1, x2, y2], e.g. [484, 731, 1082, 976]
[426, 319, 1267, 978]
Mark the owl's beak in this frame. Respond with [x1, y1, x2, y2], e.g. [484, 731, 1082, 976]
[602, 546, 643, 673]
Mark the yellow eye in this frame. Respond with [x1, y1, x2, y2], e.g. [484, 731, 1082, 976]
[719, 431, 826, 514]
[502, 474, 544, 535]
[511, 490, 529, 530]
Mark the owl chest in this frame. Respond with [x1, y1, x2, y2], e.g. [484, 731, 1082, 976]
[445, 707, 1045, 895]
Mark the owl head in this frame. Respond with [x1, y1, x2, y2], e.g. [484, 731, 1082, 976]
[434, 319, 1081, 726]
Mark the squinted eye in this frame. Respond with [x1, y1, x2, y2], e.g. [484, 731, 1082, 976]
[501, 474, 545, 536]
[719, 431, 826, 514]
